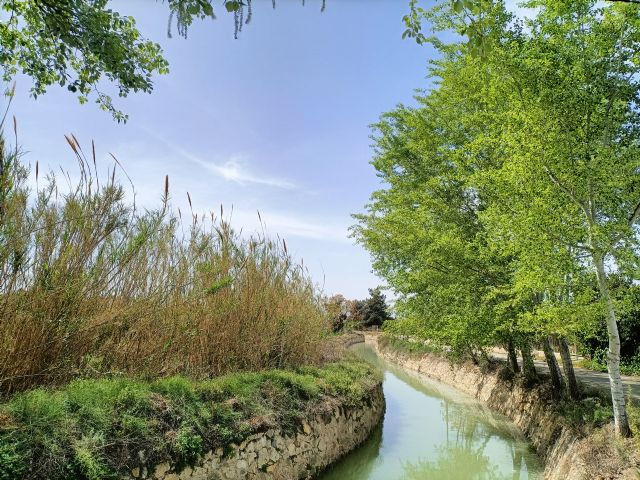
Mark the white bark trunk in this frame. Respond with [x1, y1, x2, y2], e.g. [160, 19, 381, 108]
[593, 252, 632, 437]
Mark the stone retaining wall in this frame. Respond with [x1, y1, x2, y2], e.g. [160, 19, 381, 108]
[369, 334, 638, 480]
[128, 382, 384, 480]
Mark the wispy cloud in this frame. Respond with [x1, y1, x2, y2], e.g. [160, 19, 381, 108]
[254, 211, 350, 242]
[138, 125, 296, 190]
[210, 208, 348, 243]
[195, 155, 296, 190]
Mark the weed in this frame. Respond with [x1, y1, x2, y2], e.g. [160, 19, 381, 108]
[378, 334, 441, 358]
[174, 427, 203, 466]
[555, 391, 613, 430]
[0, 441, 26, 480]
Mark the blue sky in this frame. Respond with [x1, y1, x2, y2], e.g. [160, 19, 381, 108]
[10, 0, 435, 299]
[10, 0, 532, 300]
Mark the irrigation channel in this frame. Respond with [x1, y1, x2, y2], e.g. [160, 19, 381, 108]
[319, 343, 543, 480]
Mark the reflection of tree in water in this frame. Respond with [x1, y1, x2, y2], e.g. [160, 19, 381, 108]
[333, 346, 542, 480]
[319, 423, 383, 480]
[436, 400, 536, 480]
[400, 445, 509, 480]
[443, 400, 502, 451]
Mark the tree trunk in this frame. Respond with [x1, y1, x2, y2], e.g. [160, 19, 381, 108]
[558, 336, 580, 401]
[507, 339, 520, 373]
[520, 340, 537, 384]
[594, 252, 632, 437]
[542, 335, 564, 396]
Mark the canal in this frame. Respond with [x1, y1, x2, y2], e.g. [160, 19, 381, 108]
[319, 343, 543, 480]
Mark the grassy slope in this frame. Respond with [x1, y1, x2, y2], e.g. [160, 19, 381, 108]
[0, 358, 380, 480]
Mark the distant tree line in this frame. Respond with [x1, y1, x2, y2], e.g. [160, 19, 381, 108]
[323, 288, 392, 333]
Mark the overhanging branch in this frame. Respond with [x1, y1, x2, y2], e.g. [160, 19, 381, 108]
[628, 200, 640, 227]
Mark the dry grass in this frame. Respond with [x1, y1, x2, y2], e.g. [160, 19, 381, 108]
[0, 134, 329, 395]
[576, 424, 640, 479]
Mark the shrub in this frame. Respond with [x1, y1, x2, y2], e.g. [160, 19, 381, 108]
[556, 392, 613, 430]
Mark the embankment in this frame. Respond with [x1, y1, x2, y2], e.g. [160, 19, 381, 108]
[134, 384, 384, 480]
[369, 334, 639, 480]
[0, 359, 384, 480]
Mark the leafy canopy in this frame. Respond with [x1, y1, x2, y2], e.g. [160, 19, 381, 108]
[0, 0, 171, 122]
[354, 0, 640, 353]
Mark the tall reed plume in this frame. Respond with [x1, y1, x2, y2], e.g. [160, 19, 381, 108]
[0, 133, 328, 395]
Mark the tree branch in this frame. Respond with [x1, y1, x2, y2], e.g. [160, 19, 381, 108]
[543, 166, 591, 222]
[628, 200, 640, 227]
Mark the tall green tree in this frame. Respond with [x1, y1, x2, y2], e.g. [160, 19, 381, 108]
[359, 288, 392, 328]
[356, 0, 640, 436]
[352, 17, 514, 358]
[477, 0, 640, 436]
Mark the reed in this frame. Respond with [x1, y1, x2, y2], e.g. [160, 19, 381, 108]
[0, 133, 328, 395]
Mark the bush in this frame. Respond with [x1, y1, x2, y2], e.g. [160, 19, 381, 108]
[556, 391, 613, 430]
[378, 334, 440, 357]
[577, 353, 640, 376]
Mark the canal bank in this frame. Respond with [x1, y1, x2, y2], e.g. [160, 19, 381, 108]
[0, 358, 385, 480]
[319, 340, 543, 480]
[135, 382, 385, 480]
[368, 333, 639, 480]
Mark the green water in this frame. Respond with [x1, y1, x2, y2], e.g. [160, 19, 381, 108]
[319, 343, 543, 480]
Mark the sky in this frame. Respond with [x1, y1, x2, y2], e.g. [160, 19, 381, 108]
[9, 0, 441, 299]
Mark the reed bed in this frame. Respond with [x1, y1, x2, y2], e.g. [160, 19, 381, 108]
[0, 134, 328, 395]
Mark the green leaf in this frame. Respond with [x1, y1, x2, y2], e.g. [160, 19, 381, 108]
[225, 1, 240, 12]
[202, 3, 214, 16]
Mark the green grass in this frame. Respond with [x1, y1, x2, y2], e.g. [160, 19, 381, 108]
[553, 389, 614, 431]
[378, 334, 441, 357]
[0, 358, 380, 480]
[576, 358, 640, 377]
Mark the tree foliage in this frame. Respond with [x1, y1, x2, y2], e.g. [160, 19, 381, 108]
[0, 0, 322, 120]
[359, 288, 392, 328]
[354, 0, 640, 436]
[0, 0, 170, 122]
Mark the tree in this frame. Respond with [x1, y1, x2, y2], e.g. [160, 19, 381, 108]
[0, 0, 170, 122]
[3, 0, 639, 121]
[579, 278, 640, 367]
[346, 298, 366, 329]
[355, 0, 640, 436]
[0, 0, 316, 120]
[359, 288, 392, 328]
[476, 0, 640, 436]
[324, 294, 348, 332]
[352, 2, 518, 360]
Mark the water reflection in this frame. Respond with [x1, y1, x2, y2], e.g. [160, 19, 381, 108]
[318, 343, 542, 480]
